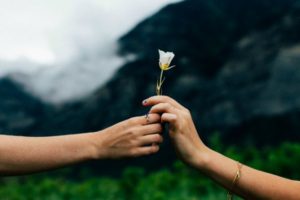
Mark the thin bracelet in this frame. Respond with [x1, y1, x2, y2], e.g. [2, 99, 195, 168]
[227, 162, 243, 200]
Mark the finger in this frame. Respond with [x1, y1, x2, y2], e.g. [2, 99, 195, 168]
[161, 113, 177, 124]
[137, 134, 163, 146]
[149, 103, 178, 115]
[137, 123, 163, 136]
[130, 113, 161, 125]
[143, 113, 161, 125]
[142, 95, 184, 110]
[133, 145, 160, 157]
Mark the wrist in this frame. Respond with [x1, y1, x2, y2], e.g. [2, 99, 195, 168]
[192, 145, 214, 171]
[85, 131, 107, 160]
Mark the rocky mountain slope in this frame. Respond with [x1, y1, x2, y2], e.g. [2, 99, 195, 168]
[45, 0, 300, 144]
[0, 77, 47, 135]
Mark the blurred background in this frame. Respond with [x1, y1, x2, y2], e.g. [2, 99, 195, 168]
[1, 0, 300, 199]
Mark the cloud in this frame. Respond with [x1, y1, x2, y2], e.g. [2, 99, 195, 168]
[0, 0, 182, 103]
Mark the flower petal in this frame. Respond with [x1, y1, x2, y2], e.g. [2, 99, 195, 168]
[158, 49, 175, 70]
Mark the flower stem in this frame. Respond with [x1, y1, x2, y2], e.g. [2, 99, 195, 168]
[157, 69, 164, 95]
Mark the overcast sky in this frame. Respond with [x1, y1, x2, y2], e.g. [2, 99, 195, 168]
[0, 0, 181, 69]
[0, 0, 181, 103]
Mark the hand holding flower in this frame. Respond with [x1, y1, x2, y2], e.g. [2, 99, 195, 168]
[144, 96, 300, 200]
[143, 96, 209, 169]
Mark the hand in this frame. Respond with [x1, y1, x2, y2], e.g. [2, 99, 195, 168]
[91, 114, 163, 159]
[143, 96, 210, 168]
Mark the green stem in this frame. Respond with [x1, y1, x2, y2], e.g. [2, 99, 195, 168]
[159, 70, 164, 85]
[158, 69, 164, 95]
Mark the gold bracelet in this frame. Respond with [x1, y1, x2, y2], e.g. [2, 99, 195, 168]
[227, 162, 243, 200]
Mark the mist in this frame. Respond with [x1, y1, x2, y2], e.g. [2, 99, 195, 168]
[0, 0, 181, 103]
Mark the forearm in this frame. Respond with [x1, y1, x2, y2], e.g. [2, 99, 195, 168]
[0, 114, 163, 176]
[197, 149, 300, 199]
[143, 96, 300, 199]
[0, 133, 98, 176]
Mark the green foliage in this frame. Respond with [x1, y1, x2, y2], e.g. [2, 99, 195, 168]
[1, 141, 300, 200]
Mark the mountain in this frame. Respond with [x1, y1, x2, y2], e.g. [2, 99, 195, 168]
[46, 0, 299, 144]
[0, 77, 47, 135]
[1, 0, 300, 173]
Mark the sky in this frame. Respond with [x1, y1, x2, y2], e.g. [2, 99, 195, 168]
[0, 0, 181, 103]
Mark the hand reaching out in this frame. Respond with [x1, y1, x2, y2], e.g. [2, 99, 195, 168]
[0, 114, 163, 175]
[93, 114, 163, 159]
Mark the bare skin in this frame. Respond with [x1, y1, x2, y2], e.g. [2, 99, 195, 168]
[0, 114, 163, 176]
[143, 96, 300, 200]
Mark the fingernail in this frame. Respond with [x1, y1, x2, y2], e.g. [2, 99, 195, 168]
[143, 99, 147, 104]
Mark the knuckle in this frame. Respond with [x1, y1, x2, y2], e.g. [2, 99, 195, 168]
[160, 103, 170, 111]
[148, 113, 159, 122]
[159, 103, 166, 108]
[164, 102, 170, 107]
[156, 116, 162, 122]
[161, 95, 170, 101]
[185, 108, 191, 114]
[165, 103, 171, 109]
[151, 113, 160, 119]
[130, 139, 138, 146]
[128, 128, 139, 136]
[183, 109, 191, 117]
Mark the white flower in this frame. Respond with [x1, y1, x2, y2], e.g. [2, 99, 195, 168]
[158, 49, 175, 70]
